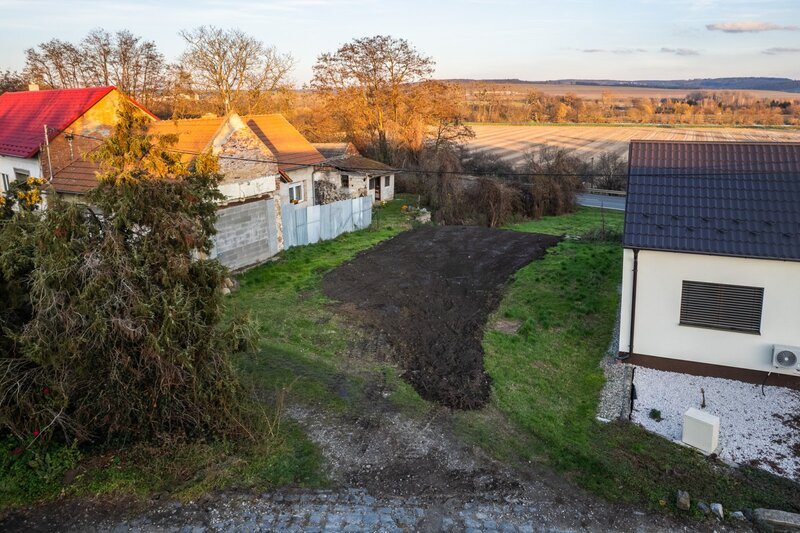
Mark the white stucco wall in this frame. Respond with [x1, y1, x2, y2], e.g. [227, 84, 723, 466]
[379, 174, 395, 202]
[218, 175, 277, 205]
[279, 167, 314, 206]
[619, 248, 800, 375]
[0, 155, 42, 193]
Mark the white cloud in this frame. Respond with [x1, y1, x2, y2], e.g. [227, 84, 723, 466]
[582, 48, 647, 54]
[762, 47, 800, 55]
[706, 21, 798, 33]
[660, 47, 700, 56]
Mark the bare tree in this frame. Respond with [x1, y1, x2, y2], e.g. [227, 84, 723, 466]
[179, 26, 294, 115]
[25, 39, 85, 88]
[0, 70, 26, 94]
[24, 30, 166, 105]
[593, 152, 628, 191]
[81, 29, 114, 86]
[312, 35, 435, 161]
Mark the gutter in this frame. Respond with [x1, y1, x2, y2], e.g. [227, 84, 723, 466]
[618, 248, 639, 361]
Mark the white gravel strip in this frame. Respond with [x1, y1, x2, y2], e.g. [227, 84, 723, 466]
[631, 367, 800, 482]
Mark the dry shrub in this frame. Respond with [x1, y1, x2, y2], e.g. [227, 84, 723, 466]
[513, 175, 581, 219]
[471, 178, 521, 227]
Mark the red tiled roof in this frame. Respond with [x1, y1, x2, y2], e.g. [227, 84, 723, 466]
[244, 115, 325, 171]
[0, 87, 118, 158]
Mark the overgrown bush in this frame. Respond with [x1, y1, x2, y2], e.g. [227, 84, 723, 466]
[0, 105, 256, 446]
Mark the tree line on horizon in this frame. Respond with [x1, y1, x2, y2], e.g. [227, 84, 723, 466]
[462, 84, 800, 126]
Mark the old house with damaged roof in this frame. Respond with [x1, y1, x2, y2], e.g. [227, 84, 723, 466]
[0, 85, 155, 194]
[312, 142, 396, 203]
[619, 140, 800, 388]
[245, 114, 326, 206]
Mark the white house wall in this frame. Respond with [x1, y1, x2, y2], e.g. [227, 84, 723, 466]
[619, 248, 800, 375]
[0, 155, 41, 193]
[218, 175, 277, 204]
[280, 166, 315, 206]
[379, 174, 394, 202]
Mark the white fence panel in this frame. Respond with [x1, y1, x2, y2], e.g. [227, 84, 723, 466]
[282, 195, 373, 250]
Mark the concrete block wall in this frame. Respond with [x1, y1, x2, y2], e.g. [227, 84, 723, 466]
[211, 198, 280, 271]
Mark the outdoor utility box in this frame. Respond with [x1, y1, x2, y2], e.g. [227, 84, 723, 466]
[682, 408, 720, 454]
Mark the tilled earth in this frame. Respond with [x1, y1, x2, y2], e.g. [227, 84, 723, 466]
[323, 225, 561, 409]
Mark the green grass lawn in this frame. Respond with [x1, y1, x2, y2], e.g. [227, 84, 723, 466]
[457, 207, 800, 513]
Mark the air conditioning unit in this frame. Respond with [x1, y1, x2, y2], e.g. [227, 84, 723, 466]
[772, 345, 800, 371]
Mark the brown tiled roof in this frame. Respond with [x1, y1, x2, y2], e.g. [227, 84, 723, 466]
[148, 117, 226, 164]
[313, 142, 359, 160]
[324, 155, 395, 175]
[244, 114, 325, 171]
[50, 159, 102, 194]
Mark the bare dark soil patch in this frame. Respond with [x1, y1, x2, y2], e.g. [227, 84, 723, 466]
[323, 225, 560, 409]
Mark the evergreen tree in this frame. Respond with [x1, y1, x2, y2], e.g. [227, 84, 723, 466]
[0, 104, 255, 444]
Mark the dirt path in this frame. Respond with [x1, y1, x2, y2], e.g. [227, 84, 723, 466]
[323, 225, 561, 409]
[1, 385, 740, 532]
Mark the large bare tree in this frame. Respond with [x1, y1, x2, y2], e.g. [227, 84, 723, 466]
[24, 29, 166, 105]
[179, 26, 294, 115]
[311, 35, 435, 161]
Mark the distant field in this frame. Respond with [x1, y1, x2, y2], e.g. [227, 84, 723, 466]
[465, 124, 800, 166]
[455, 81, 800, 101]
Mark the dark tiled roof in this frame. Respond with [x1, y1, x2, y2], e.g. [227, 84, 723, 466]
[313, 142, 359, 160]
[324, 155, 395, 175]
[624, 141, 800, 261]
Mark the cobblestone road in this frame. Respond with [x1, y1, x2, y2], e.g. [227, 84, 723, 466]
[4, 488, 735, 532]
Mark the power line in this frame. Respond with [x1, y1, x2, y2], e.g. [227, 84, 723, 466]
[44, 125, 800, 179]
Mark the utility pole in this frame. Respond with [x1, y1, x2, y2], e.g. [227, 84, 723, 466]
[43, 124, 53, 181]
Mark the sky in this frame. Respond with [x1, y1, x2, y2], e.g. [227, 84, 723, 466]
[1, 0, 799, 84]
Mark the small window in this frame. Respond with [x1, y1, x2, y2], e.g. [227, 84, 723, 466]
[679, 280, 764, 334]
[384, 175, 390, 187]
[13, 168, 29, 182]
[341, 174, 349, 188]
[1, 173, 9, 192]
[288, 183, 303, 202]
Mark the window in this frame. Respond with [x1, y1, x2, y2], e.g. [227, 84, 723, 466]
[1, 173, 9, 192]
[384, 175, 391, 187]
[288, 183, 303, 202]
[341, 174, 349, 188]
[13, 168, 29, 182]
[679, 280, 764, 334]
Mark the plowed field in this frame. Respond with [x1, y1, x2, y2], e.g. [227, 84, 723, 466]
[466, 124, 800, 167]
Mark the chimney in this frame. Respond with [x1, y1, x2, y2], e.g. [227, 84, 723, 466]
[28, 83, 40, 91]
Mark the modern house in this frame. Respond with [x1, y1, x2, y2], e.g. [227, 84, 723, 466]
[619, 140, 800, 387]
[0, 86, 155, 194]
[312, 143, 396, 203]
